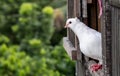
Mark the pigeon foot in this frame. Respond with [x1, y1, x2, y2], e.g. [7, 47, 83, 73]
[90, 64, 102, 72]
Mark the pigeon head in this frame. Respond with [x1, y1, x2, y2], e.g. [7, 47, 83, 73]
[64, 17, 80, 28]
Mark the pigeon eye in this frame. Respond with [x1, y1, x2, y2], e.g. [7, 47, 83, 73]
[69, 21, 72, 24]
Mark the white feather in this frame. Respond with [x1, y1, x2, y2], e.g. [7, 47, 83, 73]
[66, 18, 102, 64]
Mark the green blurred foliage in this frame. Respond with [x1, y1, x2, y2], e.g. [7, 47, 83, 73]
[0, 43, 74, 76]
[0, 0, 75, 76]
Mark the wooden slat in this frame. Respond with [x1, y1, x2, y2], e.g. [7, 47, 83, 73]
[63, 37, 77, 60]
[90, 0, 98, 30]
[101, 0, 112, 76]
[82, 0, 88, 18]
[67, 0, 74, 18]
[97, 0, 101, 32]
[74, 0, 86, 76]
[110, 0, 120, 8]
[67, 0, 76, 47]
[76, 61, 85, 76]
[87, 0, 92, 3]
[74, 0, 82, 61]
[111, 7, 120, 76]
[74, 0, 81, 17]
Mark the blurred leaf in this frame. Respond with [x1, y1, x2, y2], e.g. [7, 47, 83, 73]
[29, 39, 41, 46]
[19, 3, 33, 15]
[0, 35, 10, 43]
[42, 6, 54, 15]
[11, 24, 19, 32]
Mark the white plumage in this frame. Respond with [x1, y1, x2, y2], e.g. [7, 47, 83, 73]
[65, 17, 102, 71]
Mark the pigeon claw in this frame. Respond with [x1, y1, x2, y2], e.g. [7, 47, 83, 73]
[90, 64, 102, 72]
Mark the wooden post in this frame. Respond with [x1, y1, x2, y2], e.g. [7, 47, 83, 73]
[67, 0, 75, 47]
[74, 0, 86, 76]
[101, 0, 112, 76]
[63, 0, 77, 60]
[109, 0, 120, 76]
[111, 7, 120, 76]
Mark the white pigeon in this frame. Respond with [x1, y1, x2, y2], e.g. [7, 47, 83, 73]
[65, 17, 102, 71]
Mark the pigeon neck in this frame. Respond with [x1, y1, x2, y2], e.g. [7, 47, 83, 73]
[71, 22, 89, 39]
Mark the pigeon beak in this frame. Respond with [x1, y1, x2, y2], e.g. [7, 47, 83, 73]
[64, 23, 69, 28]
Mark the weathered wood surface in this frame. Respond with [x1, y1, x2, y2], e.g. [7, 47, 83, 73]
[110, 0, 120, 8]
[67, 0, 76, 47]
[74, 0, 86, 76]
[63, 37, 77, 60]
[82, 0, 88, 18]
[87, 0, 92, 3]
[111, 3, 120, 76]
[101, 0, 112, 76]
